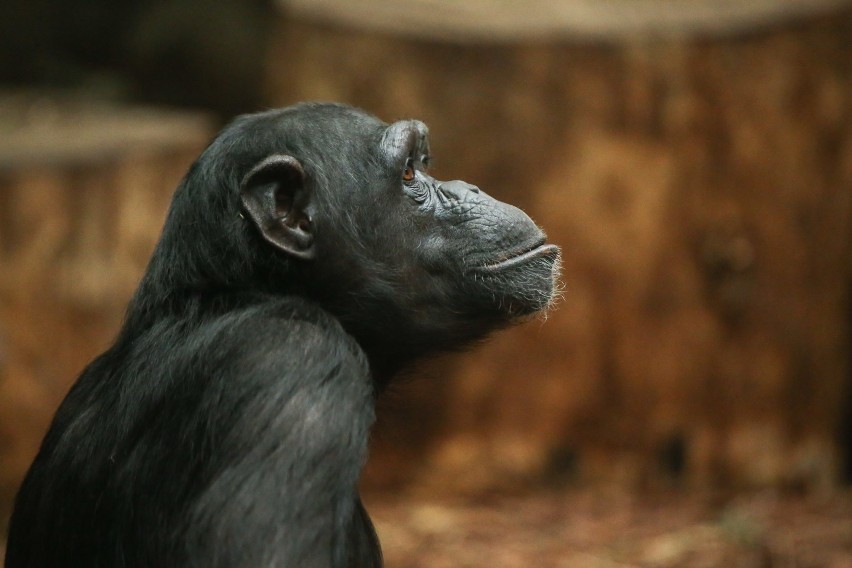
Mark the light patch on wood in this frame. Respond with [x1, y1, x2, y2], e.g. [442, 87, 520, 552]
[279, 0, 852, 42]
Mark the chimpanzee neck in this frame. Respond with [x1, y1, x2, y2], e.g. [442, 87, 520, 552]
[344, 329, 440, 394]
[358, 345, 413, 394]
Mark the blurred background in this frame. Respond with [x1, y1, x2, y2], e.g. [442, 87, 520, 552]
[1, 0, 851, 565]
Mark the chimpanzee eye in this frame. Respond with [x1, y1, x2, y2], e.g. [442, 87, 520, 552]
[402, 158, 416, 183]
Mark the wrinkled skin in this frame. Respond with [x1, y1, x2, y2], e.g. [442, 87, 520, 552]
[288, 108, 561, 378]
[5, 103, 560, 568]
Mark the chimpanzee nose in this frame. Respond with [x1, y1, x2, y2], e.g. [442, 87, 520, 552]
[437, 180, 480, 199]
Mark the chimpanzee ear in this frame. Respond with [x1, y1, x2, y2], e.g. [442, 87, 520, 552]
[240, 154, 315, 260]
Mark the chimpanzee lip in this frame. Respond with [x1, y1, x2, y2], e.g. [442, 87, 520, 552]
[481, 240, 560, 272]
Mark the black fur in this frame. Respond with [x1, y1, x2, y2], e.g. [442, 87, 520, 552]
[5, 103, 560, 567]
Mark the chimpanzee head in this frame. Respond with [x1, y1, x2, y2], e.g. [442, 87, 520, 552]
[139, 103, 561, 376]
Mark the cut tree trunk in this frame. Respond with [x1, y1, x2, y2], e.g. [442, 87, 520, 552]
[268, 4, 852, 492]
[0, 93, 212, 524]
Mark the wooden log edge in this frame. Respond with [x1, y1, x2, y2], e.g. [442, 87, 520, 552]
[278, 0, 852, 42]
[0, 93, 213, 172]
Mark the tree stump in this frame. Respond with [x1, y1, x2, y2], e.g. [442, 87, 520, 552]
[267, 2, 852, 491]
[0, 93, 212, 524]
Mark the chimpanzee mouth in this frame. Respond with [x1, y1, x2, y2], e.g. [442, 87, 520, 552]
[481, 240, 560, 272]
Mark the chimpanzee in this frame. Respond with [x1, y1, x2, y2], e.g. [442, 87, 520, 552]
[5, 103, 561, 567]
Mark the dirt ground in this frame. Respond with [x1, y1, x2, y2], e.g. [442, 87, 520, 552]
[0, 488, 847, 566]
[366, 488, 852, 567]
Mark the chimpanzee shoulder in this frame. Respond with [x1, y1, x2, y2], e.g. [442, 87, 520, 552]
[8, 295, 377, 567]
[168, 296, 377, 567]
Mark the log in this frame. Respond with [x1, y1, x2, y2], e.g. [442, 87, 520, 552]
[281, 0, 852, 41]
[267, 5, 852, 491]
[0, 93, 212, 523]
